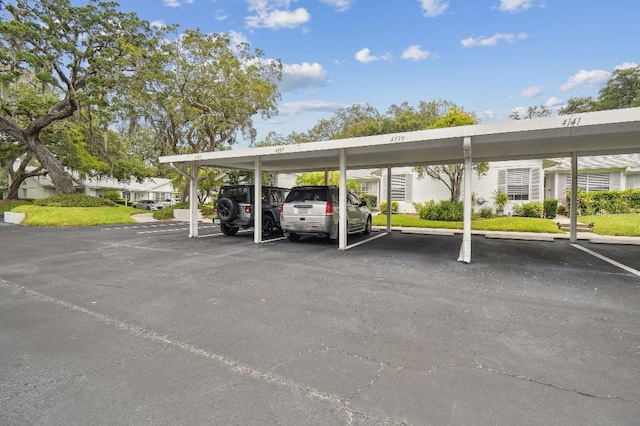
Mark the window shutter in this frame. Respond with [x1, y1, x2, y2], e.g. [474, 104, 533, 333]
[611, 172, 621, 190]
[405, 174, 413, 202]
[498, 170, 506, 193]
[530, 168, 540, 201]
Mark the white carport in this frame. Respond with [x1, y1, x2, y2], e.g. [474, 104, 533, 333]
[159, 107, 640, 263]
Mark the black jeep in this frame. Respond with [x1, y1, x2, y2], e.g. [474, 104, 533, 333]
[215, 185, 288, 237]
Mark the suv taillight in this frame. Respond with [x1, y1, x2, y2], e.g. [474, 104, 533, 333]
[325, 202, 334, 215]
[245, 206, 251, 214]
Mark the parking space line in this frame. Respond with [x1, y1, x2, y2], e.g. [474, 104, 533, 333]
[571, 243, 640, 277]
[345, 232, 388, 250]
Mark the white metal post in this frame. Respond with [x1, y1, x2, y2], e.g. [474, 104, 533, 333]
[386, 165, 392, 232]
[189, 162, 199, 238]
[254, 157, 263, 244]
[324, 169, 329, 185]
[339, 149, 347, 250]
[570, 152, 578, 244]
[458, 137, 472, 263]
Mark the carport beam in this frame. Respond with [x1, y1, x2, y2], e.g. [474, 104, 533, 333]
[458, 137, 472, 263]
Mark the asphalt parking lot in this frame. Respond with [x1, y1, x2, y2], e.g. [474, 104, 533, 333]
[1, 221, 639, 425]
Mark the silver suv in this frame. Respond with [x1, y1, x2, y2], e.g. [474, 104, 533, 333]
[280, 186, 372, 242]
[215, 185, 287, 237]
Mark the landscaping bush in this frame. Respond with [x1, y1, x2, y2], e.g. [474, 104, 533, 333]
[543, 199, 557, 218]
[379, 201, 399, 214]
[565, 188, 640, 215]
[199, 204, 215, 216]
[557, 204, 567, 216]
[102, 190, 122, 203]
[479, 206, 494, 219]
[419, 200, 464, 221]
[153, 207, 175, 220]
[35, 194, 117, 207]
[360, 194, 377, 209]
[512, 202, 543, 218]
[173, 201, 190, 209]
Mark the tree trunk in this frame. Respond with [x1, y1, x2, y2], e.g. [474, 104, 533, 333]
[24, 134, 76, 194]
[8, 178, 21, 200]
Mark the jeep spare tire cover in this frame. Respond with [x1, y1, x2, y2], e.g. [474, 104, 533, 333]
[217, 198, 236, 222]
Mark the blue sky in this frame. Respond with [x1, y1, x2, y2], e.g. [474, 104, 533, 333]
[115, 0, 639, 146]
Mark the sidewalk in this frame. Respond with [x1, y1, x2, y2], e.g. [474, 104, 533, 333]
[373, 214, 640, 246]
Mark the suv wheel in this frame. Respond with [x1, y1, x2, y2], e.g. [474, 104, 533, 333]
[287, 233, 301, 242]
[217, 198, 237, 223]
[262, 215, 275, 238]
[362, 216, 372, 235]
[220, 223, 239, 236]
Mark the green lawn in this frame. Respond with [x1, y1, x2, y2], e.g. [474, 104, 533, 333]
[580, 213, 640, 236]
[12, 204, 138, 226]
[372, 214, 564, 233]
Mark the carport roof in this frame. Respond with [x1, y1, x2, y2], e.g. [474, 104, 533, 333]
[159, 107, 640, 172]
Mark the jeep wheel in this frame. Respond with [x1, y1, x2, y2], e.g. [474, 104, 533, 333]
[217, 198, 236, 223]
[220, 223, 239, 236]
[287, 233, 301, 242]
[262, 215, 275, 238]
[362, 216, 372, 235]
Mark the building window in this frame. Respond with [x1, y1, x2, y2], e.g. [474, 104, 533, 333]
[507, 168, 530, 200]
[359, 181, 374, 196]
[566, 173, 610, 192]
[390, 175, 406, 201]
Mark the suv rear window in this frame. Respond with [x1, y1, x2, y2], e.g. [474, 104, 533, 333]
[285, 188, 329, 202]
[219, 187, 250, 203]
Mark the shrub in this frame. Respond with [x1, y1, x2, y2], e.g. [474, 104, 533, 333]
[173, 201, 190, 209]
[557, 204, 567, 216]
[153, 207, 175, 220]
[543, 199, 557, 218]
[419, 200, 464, 221]
[102, 190, 122, 203]
[479, 206, 494, 219]
[512, 202, 543, 218]
[360, 194, 377, 209]
[35, 194, 117, 207]
[199, 204, 215, 217]
[412, 201, 425, 213]
[566, 188, 640, 215]
[379, 201, 399, 214]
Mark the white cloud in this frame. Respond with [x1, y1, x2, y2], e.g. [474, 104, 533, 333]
[318, 0, 354, 12]
[278, 100, 351, 115]
[164, 0, 180, 7]
[354, 48, 392, 63]
[419, 0, 449, 17]
[280, 62, 328, 91]
[228, 31, 250, 49]
[499, 0, 533, 13]
[246, 1, 311, 29]
[510, 86, 543, 98]
[615, 62, 639, 70]
[402, 45, 431, 61]
[215, 9, 229, 21]
[546, 97, 564, 108]
[461, 32, 527, 47]
[560, 69, 610, 91]
[150, 20, 166, 29]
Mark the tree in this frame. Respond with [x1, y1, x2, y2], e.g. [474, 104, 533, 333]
[413, 108, 489, 202]
[560, 65, 640, 114]
[0, 0, 163, 193]
[509, 105, 551, 120]
[295, 171, 360, 192]
[124, 29, 282, 157]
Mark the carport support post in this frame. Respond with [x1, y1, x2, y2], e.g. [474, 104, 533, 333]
[457, 137, 472, 263]
[189, 162, 199, 238]
[570, 152, 578, 244]
[386, 165, 392, 232]
[339, 149, 347, 250]
[254, 157, 263, 244]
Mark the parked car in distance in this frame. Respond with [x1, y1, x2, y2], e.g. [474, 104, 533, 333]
[280, 185, 372, 242]
[159, 198, 180, 207]
[215, 185, 288, 237]
[132, 200, 164, 211]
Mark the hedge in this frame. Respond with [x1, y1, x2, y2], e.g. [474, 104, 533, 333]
[565, 188, 640, 215]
